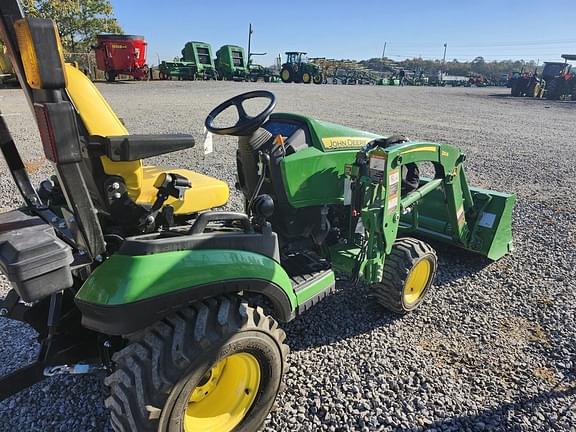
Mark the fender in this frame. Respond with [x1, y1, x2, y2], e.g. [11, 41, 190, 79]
[75, 249, 297, 335]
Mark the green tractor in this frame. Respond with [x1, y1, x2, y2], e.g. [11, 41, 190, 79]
[0, 5, 515, 432]
[215, 44, 248, 81]
[157, 60, 197, 80]
[181, 41, 218, 80]
[280, 51, 323, 84]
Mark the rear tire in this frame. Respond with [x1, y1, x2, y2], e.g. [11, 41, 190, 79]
[371, 237, 437, 314]
[105, 295, 289, 432]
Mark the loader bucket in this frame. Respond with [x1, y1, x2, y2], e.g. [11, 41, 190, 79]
[400, 183, 515, 261]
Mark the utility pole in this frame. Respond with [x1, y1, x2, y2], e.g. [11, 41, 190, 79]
[248, 23, 253, 64]
[381, 41, 387, 61]
[441, 43, 447, 82]
[247, 23, 266, 66]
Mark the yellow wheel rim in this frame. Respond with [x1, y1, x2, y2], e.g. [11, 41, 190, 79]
[303, 73, 310, 82]
[184, 353, 261, 432]
[281, 69, 290, 81]
[403, 259, 431, 305]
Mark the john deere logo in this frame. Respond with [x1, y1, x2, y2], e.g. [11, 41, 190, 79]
[322, 136, 373, 149]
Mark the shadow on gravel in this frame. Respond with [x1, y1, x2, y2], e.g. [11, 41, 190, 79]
[283, 243, 492, 352]
[96, 80, 136, 85]
[426, 240, 493, 284]
[284, 280, 403, 352]
[398, 376, 576, 432]
[487, 93, 576, 105]
[487, 93, 516, 98]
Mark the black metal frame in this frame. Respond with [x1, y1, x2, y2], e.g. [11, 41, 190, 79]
[0, 0, 111, 400]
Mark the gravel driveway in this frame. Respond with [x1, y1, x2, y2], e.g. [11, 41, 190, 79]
[0, 82, 574, 431]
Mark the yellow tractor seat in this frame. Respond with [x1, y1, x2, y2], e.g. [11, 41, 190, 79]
[138, 167, 229, 214]
[64, 64, 229, 214]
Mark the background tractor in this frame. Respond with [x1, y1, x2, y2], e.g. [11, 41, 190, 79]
[509, 69, 540, 97]
[0, 4, 515, 432]
[280, 51, 323, 84]
[544, 55, 576, 100]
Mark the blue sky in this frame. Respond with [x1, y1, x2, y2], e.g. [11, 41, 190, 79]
[111, 0, 576, 66]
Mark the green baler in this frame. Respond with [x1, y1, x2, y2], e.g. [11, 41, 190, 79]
[215, 44, 248, 81]
[181, 41, 218, 79]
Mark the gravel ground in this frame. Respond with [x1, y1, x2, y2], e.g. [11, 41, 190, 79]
[0, 82, 575, 432]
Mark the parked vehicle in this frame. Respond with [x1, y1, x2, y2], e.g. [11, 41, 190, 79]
[94, 34, 149, 82]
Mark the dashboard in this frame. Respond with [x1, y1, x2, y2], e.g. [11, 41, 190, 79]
[263, 120, 303, 139]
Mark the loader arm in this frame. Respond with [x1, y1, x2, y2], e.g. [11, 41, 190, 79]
[334, 140, 515, 284]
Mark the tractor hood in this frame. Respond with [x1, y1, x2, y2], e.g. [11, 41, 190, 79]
[270, 113, 381, 151]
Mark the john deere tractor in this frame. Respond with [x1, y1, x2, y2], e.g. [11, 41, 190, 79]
[280, 51, 323, 84]
[0, 3, 515, 431]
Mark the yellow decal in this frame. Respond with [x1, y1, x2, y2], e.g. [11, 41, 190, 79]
[111, 44, 128, 49]
[322, 136, 373, 149]
[402, 146, 437, 154]
[441, 150, 449, 157]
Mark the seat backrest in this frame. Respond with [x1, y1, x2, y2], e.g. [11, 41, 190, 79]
[64, 64, 144, 201]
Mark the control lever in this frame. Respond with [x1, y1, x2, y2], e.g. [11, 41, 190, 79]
[140, 173, 191, 231]
[153, 172, 191, 201]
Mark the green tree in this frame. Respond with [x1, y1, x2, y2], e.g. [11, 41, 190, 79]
[21, 0, 122, 53]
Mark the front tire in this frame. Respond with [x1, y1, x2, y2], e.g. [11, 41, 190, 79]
[371, 237, 437, 314]
[105, 295, 289, 432]
[280, 67, 292, 83]
[105, 71, 116, 82]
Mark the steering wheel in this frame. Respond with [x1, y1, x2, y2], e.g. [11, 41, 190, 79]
[205, 90, 276, 136]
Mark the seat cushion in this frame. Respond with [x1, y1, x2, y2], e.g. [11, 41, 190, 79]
[136, 167, 229, 215]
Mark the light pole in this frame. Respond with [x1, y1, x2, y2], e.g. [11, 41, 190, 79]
[248, 23, 252, 63]
[247, 23, 266, 66]
[441, 43, 447, 82]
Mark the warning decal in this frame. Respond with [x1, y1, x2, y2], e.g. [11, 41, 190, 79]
[387, 168, 400, 214]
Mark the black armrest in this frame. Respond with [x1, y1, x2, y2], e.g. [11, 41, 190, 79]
[90, 134, 195, 161]
[189, 212, 251, 234]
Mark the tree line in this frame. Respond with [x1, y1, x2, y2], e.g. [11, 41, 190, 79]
[21, 0, 122, 53]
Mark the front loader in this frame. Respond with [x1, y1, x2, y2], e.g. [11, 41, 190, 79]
[0, 3, 515, 431]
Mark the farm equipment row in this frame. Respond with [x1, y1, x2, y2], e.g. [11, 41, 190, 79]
[158, 41, 278, 82]
[509, 55, 576, 100]
[309, 58, 381, 85]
